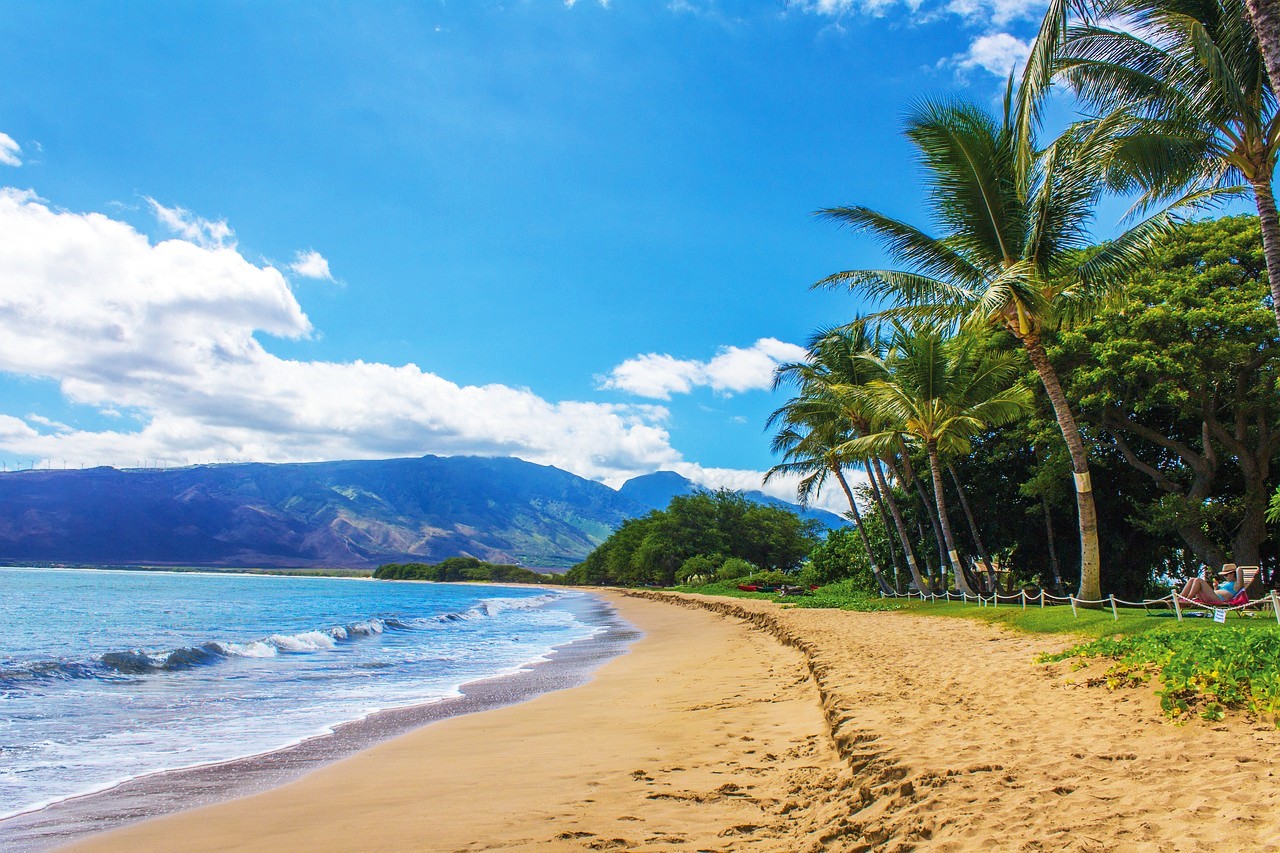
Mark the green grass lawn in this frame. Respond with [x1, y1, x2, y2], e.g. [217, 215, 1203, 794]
[676, 579, 1280, 722]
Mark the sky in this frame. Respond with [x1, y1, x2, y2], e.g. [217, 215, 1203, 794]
[0, 0, 1054, 510]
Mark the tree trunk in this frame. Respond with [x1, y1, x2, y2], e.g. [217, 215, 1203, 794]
[891, 440, 953, 577]
[1041, 497, 1065, 594]
[948, 464, 999, 592]
[928, 441, 975, 595]
[864, 460, 907, 586]
[1245, 0, 1280, 106]
[832, 464, 895, 595]
[1022, 337, 1102, 601]
[1251, 176, 1280, 334]
[871, 456, 930, 593]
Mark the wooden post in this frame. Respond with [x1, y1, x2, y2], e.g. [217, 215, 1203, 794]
[1109, 595, 1118, 621]
[1021, 590, 1027, 611]
[1040, 589, 1045, 609]
[1172, 588, 1183, 623]
[1271, 591, 1280, 627]
[1070, 596, 1078, 618]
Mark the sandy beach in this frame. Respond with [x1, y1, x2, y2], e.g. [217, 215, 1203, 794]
[63, 591, 1280, 851]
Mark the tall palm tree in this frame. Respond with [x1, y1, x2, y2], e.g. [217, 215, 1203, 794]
[1030, 0, 1280, 329]
[817, 94, 1169, 600]
[765, 399, 896, 595]
[773, 326, 934, 593]
[844, 325, 1034, 595]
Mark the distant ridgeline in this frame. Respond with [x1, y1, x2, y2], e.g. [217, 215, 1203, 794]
[0, 456, 844, 569]
[373, 556, 567, 584]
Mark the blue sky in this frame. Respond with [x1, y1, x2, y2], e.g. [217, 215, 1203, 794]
[0, 0, 1051, 507]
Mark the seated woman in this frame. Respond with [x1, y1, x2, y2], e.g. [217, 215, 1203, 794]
[1180, 564, 1243, 605]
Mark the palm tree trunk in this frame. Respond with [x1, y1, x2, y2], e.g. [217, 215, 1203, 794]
[863, 461, 906, 585]
[1042, 496, 1065, 594]
[927, 441, 975, 595]
[1022, 337, 1102, 601]
[948, 464, 998, 592]
[1245, 0, 1280, 99]
[1250, 175, 1280, 333]
[871, 456, 930, 593]
[890, 439, 953, 577]
[831, 464, 895, 595]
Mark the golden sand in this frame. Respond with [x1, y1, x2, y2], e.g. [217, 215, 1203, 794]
[66, 591, 1280, 851]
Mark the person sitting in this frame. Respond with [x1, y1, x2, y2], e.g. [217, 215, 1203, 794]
[1180, 564, 1243, 605]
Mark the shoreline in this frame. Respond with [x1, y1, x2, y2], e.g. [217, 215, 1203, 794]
[0, 593, 637, 853]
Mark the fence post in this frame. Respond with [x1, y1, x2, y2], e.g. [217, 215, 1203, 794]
[1109, 595, 1118, 621]
[1040, 589, 1045, 609]
[1271, 592, 1280, 627]
[1172, 589, 1183, 622]
[1069, 596, 1078, 618]
[1021, 590, 1027, 611]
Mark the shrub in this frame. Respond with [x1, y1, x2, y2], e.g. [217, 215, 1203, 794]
[716, 557, 757, 581]
[677, 553, 725, 585]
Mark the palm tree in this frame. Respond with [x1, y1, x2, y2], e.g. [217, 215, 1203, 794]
[844, 325, 1034, 595]
[772, 326, 934, 593]
[817, 94, 1169, 600]
[1030, 0, 1280, 330]
[765, 398, 896, 595]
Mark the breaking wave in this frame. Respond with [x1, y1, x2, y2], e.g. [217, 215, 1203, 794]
[0, 592, 566, 689]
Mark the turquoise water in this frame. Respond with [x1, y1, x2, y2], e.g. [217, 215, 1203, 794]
[0, 568, 600, 818]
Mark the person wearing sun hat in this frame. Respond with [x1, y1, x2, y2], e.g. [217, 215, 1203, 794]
[1179, 563, 1243, 606]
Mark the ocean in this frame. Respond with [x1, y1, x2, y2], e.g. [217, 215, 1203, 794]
[0, 567, 607, 823]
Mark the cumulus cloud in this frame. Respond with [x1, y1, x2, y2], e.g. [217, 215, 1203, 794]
[949, 32, 1032, 77]
[0, 189, 687, 483]
[289, 249, 334, 280]
[599, 338, 808, 400]
[0, 133, 20, 167]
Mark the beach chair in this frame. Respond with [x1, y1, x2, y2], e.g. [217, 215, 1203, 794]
[1172, 566, 1265, 620]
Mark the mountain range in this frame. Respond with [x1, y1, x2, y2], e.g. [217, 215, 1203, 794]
[0, 456, 845, 569]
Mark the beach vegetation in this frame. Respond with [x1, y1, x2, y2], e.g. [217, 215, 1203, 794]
[1042, 625, 1280, 722]
[816, 91, 1177, 602]
[567, 490, 821, 587]
[373, 557, 566, 584]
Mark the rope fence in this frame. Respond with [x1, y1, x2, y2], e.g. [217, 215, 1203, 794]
[878, 586, 1280, 625]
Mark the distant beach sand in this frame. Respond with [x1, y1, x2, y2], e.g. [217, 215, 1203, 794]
[64, 592, 1280, 851]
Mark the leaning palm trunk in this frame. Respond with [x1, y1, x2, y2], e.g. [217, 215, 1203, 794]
[1245, 0, 1280, 112]
[927, 441, 976, 595]
[863, 461, 907, 584]
[871, 457, 930, 593]
[832, 464, 896, 595]
[890, 441, 953, 577]
[1022, 337, 1101, 601]
[948, 464, 999, 592]
[1250, 177, 1280, 333]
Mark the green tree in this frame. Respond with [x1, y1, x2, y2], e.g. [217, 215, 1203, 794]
[819, 95, 1169, 600]
[846, 324, 1035, 594]
[1054, 215, 1280, 572]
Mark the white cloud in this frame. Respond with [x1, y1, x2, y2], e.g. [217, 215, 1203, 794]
[147, 198, 235, 248]
[789, 0, 1044, 26]
[950, 32, 1032, 77]
[600, 338, 808, 400]
[672, 462, 867, 515]
[289, 249, 334, 281]
[0, 133, 21, 167]
[0, 189, 686, 483]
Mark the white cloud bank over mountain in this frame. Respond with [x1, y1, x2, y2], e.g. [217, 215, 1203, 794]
[0, 189, 847, 509]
